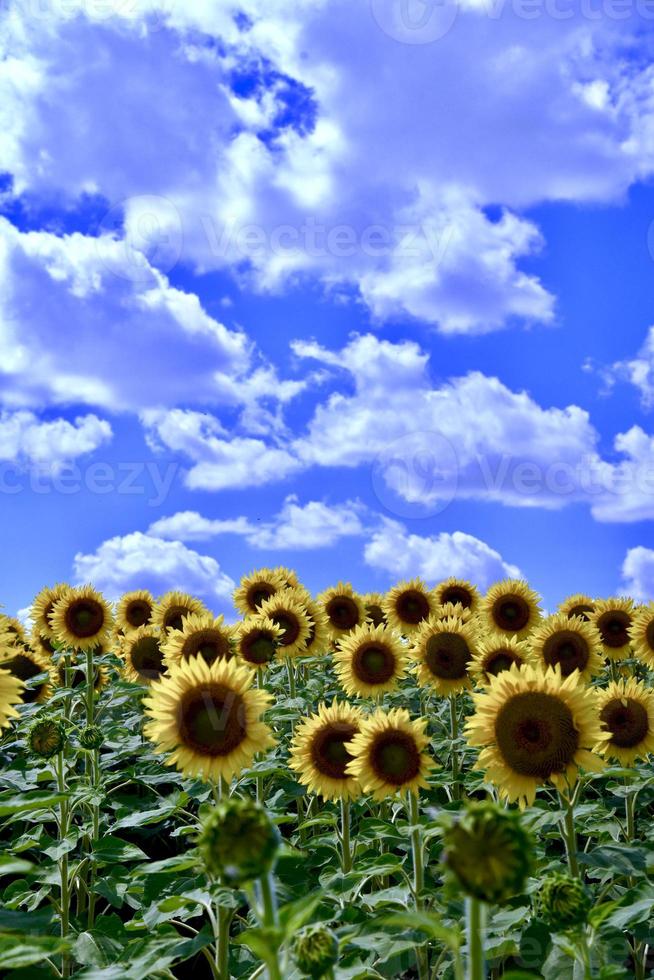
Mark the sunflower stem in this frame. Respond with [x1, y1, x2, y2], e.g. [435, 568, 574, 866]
[450, 696, 461, 802]
[340, 798, 352, 873]
[466, 896, 486, 980]
[285, 658, 297, 699]
[215, 904, 231, 980]
[258, 871, 282, 980]
[560, 792, 580, 878]
[625, 788, 636, 843]
[56, 750, 71, 978]
[409, 792, 429, 980]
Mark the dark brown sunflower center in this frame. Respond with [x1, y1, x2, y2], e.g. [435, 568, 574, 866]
[65, 599, 105, 639]
[369, 730, 421, 785]
[6, 655, 46, 703]
[181, 630, 231, 665]
[37, 634, 55, 655]
[164, 606, 192, 632]
[242, 631, 277, 665]
[396, 589, 430, 626]
[326, 596, 360, 631]
[645, 620, 654, 652]
[441, 586, 473, 609]
[177, 683, 246, 756]
[130, 636, 165, 679]
[485, 650, 520, 677]
[310, 721, 358, 779]
[495, 691, 579, 779]
[365, 603, 385, 627]
[568, 604, 594, 621]
[542, 631, 589, 676]
[352, 642, 396, 685]
[272, 612, 300, 646]
[425, 633, 471, 679]
[600, 698, 649, 748]
[59, 664, 100, 690]
[126, 600, 152, 628]
[247, 583, 276, 610]
[597, 611, 631, 649]
[492, 595, 531, 632]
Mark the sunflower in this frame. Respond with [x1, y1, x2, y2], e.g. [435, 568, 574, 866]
[235, 616, 282, 669]
[0, 616, 26, 646]
[233, 568, 286, 616]
[58, 658, 109, 693]
[31, 583, 71, 640]
[433, 578, 480, 614]
[50, 586, 113, 651]
[164, 613, 235, 669]
[363, 593, 386, 628]
[465, 664, 605, 808]
[116, 590, 155, 633]
[345, 708, 435, 799]
[258, 589, 313, 658]
[383, 579, 437, 636]
[0, 667, 24, 729]
[289, 701, 363, 800]
[318, 583, 365, 641]
[0, 647, 56, 704]
[558, 594, 596, 622]
[300, 599, 332, 658]
[30, 628, 56, 660]
[411, 616, 478, 695]
[334, 623, 407, 698]
[469, 633, 534, 687]
[589, 598, 635, 661]
[272, 566, 301, 590]
[143, 656, 274, 781]
[434, 602, 475, 625]
[528, 613, 603, 683]
[119, 626, 167, 684]
[480, 580, 542, 639]
[151, 591, 207, 634]
[629, 603, 654, 668]
[595, 678, 654, 765]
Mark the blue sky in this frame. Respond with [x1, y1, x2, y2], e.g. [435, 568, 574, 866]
[2, 0, 654, 618]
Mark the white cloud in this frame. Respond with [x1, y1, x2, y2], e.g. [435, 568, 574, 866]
[0, 410, 111, 466]
[149, 494, 366, 549]
[364, 517, 521, 588]
[72, 531, 235, 611]
[605, 326, 654, 409]
[621, 546, 654, 603]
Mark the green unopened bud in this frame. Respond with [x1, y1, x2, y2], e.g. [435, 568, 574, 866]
[537, 872, 591, 932]
[197, 797, 280, 885]
[29, 717, 66, 758]
[79, 725, 104, 750]
[293, 924, 339, 979]
[442, 801, 533, 905]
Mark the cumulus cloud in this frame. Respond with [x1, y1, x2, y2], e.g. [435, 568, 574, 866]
[149, 495, 366, 549]
[621, 546, 654, 602]
[0, 410, 111, 466]
[363, 517, 521, 588]
[72, 531, 235, 611]
[604, 326, 654, 409]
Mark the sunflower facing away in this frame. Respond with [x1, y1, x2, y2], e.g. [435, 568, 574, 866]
[469, 633, 534, 687]
[318, 583, 365, 642]
[0, 646, 56, 704]
[50, 586, 114, 651]
[345, 708, 436, 799]
[383, 579, 437, 636]
[163, 613, 234, 669]
[480, 580, 542, 640]
[151, 591, 207, 634]
[590, 598, 635, 660]
[528, 613, 603, 683]
[289, 701, 363, 800]
[433, 577, 480, 614]
[233, 568, 286, 616]
[116, 590, 155, 633]
[235, 615, 282, 669]
[333, 623, 407, 698]
[258, 589, 313, 658]
[465, 664, 606, 807]
[120, 626, 167, 684]
[31, 583, 71, 641]
[144, 656, 274, 781]
[594, 678, 654, 765]
[628, 603, 654, 669]
[300, 598, 332, 658]
[411, 615, 478, 695]
[0, 667, 24, 729]
[558, 594, 596, 622]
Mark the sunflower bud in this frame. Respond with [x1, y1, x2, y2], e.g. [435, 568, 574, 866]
[536, 872, 591, 932]
[79, 725, 104, 750]
[29, 717, 66, 758]
[293, 925, 339, 979]
[442, 801, 533, 905]
[197, 797, 280, 885]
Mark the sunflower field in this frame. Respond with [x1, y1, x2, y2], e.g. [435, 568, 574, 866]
[1, 573, 654, 980]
